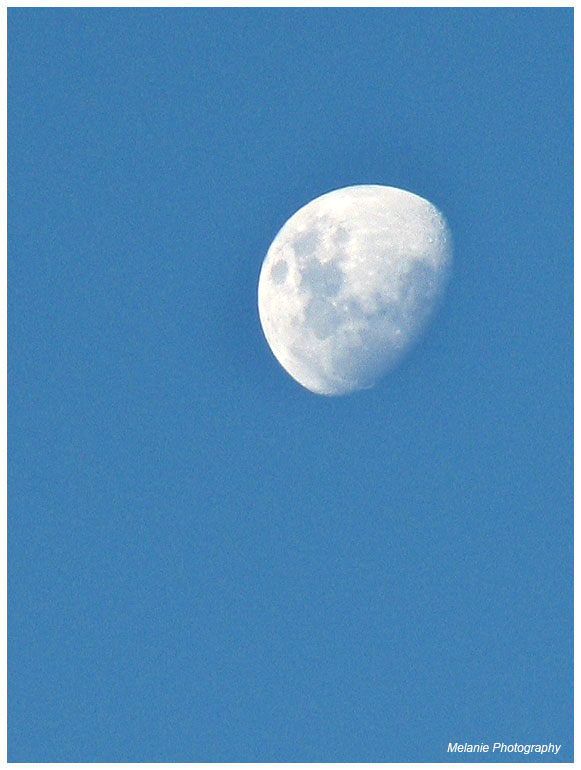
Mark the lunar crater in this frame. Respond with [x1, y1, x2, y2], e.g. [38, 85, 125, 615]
[299, 257, 344, 299]
[270, 260, 288, 284]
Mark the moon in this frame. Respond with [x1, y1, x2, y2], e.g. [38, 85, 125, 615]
[257, 185, 453, 396]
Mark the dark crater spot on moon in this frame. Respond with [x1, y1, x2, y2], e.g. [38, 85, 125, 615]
[300, 257, 347, 340]
[300, 258, 344, 298]
[293, 231, 319, 261]
[305, 296, 341, 340]
[271, 260, 288, 284]
[333, 225, 349, 245]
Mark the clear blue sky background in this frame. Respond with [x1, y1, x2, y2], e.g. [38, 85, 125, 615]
[8, 8, 572, 762]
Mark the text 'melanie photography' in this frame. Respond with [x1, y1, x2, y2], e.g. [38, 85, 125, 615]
[447, 742, 561, 756]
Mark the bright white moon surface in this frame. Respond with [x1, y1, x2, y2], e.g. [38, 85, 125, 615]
[257, 185, 453, 396]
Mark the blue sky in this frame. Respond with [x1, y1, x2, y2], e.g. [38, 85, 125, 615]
[9, 8, 572, 762]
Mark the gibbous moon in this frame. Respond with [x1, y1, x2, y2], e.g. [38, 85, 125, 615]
[257, 185, 452, 396]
